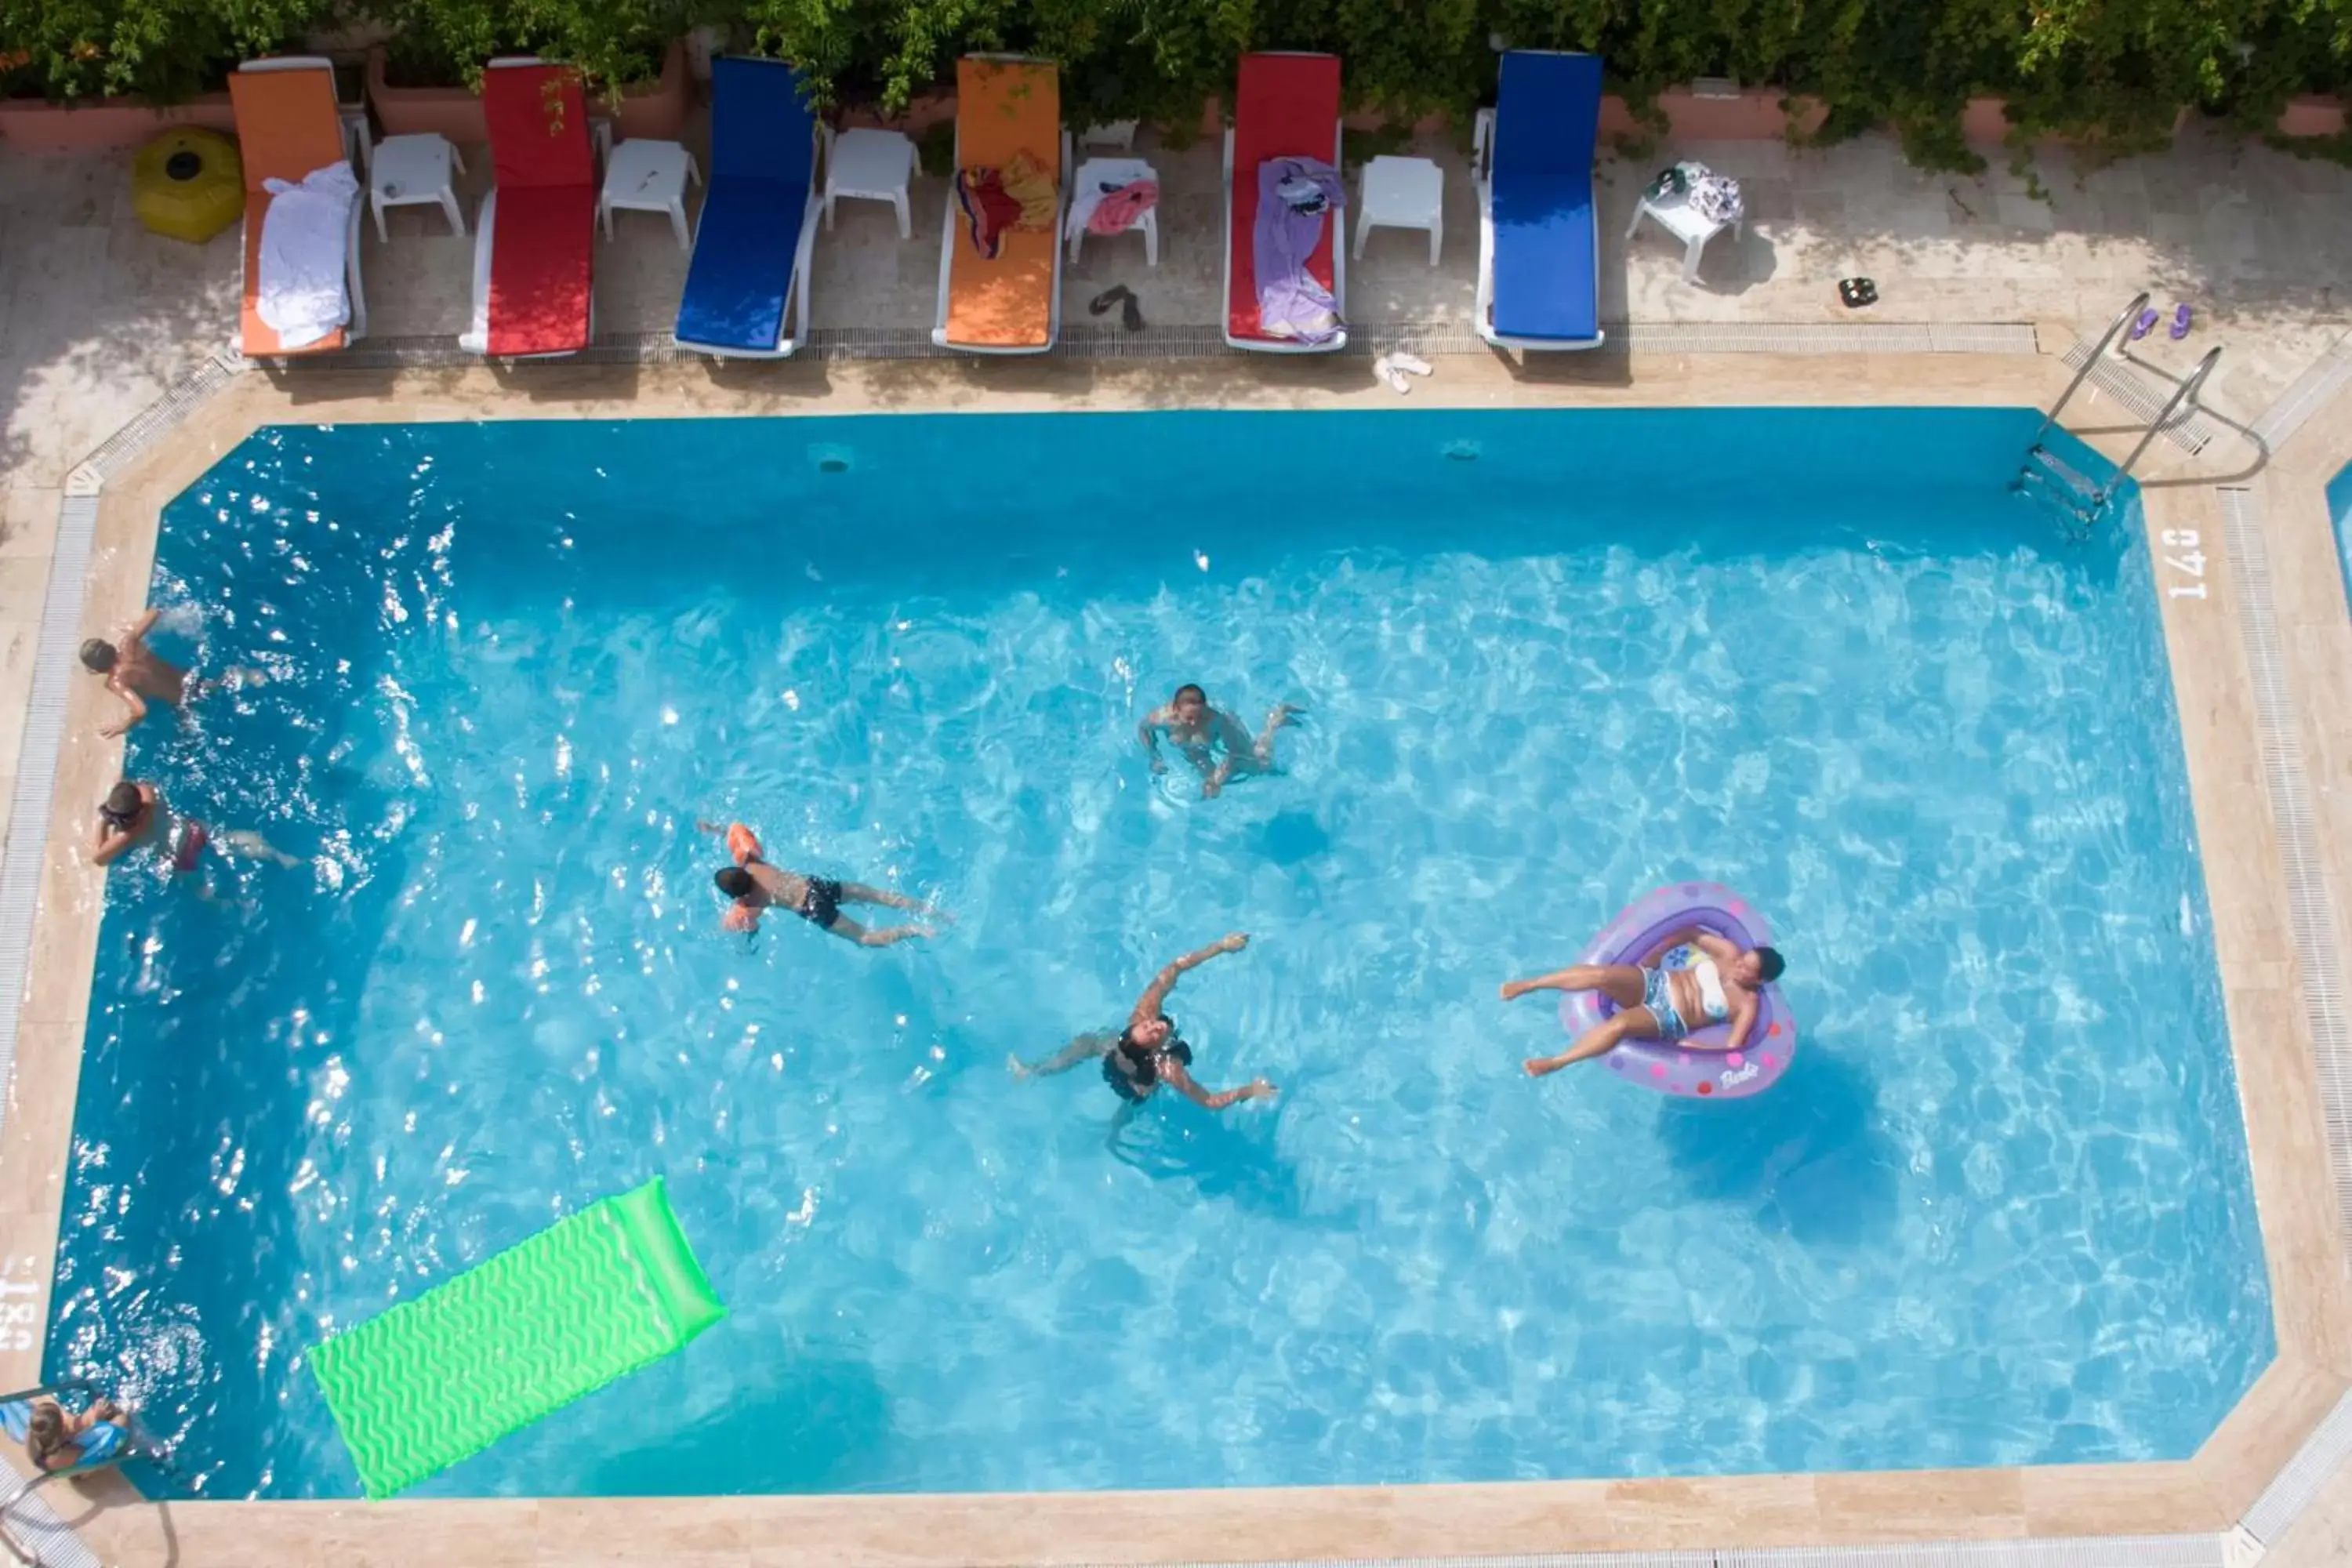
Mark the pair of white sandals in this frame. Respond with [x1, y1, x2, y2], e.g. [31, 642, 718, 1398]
[1373, 351, 1434, 394]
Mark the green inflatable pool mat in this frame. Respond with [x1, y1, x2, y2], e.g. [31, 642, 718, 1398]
[307, 1176, 724, 1498]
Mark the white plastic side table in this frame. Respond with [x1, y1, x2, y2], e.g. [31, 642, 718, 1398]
[1627, 188, 1740, 281]
[600, 138, 701, 249]
[1354, 155, 1445, 266]
[822, 128, 917, 240]
[368, 133, 466, 241]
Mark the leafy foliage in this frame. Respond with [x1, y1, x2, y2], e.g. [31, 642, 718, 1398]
[0, 0, 329, 100]
[5, 0, 2350, 164]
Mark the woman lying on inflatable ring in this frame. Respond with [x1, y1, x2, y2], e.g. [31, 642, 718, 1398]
[1502, 929, 1785, 1079]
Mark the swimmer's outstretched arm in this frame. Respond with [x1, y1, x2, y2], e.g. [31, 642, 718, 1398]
[1010, 1031, 1118, 1080]
[1138, 713, 1167, 772]
[1160, 1057, 1276, 1111]
[1131, 932, 1248, 1022]
[122, 608, 160, 644]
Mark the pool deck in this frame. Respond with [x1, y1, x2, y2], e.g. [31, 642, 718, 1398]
[2, 107, 2352, 1568]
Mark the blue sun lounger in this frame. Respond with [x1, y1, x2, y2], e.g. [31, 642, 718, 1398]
[675, 58, 821, 359]
[1473, 50, 1605, 350]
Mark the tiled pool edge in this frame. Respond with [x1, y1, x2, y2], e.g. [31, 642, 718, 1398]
[6, 343, 2351, 1566]
[2218, 485, 2352, 1245]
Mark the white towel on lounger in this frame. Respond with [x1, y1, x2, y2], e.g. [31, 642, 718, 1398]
[257, 160, 358, 349]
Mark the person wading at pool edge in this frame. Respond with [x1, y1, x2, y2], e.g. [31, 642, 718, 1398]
[1138, 684, 1300, 798]
[1501, 929, 1784, 1078]
[80, 604, 268, 738]
[699, 820, 944, 946]
[1010, 932, 1277, 1109]
[89, 780, 301, 873]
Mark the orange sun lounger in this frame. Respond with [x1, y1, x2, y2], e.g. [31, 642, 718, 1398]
[932, 56, 1063, 354]
[228, 56, 366, 358]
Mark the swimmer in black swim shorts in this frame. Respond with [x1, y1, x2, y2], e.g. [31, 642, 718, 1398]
[699, 820, 945, 946]
[1010, 932, 1276, 1110]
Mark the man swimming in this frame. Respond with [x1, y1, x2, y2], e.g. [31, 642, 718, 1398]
[1501, 928, 1785, 1078]
[89, 780, 301, 873]
[1010, 932, 1276, 1110]
[699, 820, 942, 946]
[1138, 684, 1299, 798]
[80, 608, 265, 737]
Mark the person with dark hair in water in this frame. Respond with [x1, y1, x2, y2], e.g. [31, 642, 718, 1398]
[89, 779, 299, 873]
[1138, 683, 1299, 797]
[80, 606, 266, 738]
[1011, 932, 1276, 1110]
[1502, 930, 1786, 1079]
[699, 820, 942, 946]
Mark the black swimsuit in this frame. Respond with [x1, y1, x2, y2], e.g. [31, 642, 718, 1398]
[1103, 1016, 1192, 1102]
[793, 877, 844, 930]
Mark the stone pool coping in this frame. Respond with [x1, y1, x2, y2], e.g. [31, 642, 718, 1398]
[3, 340, 2351, 1566]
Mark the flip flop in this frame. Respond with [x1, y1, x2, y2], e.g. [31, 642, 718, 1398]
[1837, 277, 1878, 309]
[1120, 294, 1145, 333]
[1374, 355, 1411, 395]
[2169, 303, 2192, 340]
[2129, 307, 2158, 340]
[1088, 285, 1130, 317]
[1388, 351, 1434, 376]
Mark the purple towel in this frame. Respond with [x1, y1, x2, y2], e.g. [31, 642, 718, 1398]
[1253, 158, 1345, 344]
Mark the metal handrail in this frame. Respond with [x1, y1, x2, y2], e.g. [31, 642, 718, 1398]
[2027, 289, 2151, 453]
[2107, 344, 2223, 487]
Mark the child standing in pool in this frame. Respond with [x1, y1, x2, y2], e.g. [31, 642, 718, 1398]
[1138, 684, 1301, 798]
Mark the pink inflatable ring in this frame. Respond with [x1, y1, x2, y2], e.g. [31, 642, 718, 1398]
[1561, 882, 1795, 1100]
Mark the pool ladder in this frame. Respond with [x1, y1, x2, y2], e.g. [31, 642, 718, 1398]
[2016, 290, 2222, 536]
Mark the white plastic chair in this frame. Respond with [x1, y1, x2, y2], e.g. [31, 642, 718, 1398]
[1065, 155, 1159, 266]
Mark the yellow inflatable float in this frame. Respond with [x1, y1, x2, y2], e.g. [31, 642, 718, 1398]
[132, 128, 244, 243]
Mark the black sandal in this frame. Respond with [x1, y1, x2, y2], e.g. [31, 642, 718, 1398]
[1120, 294, 1145, 332]
[1089, 285, 1131, 317]
[1838, 277, 1878, 309]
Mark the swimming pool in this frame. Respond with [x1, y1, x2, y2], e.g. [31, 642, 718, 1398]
[2330, 461, 2352, 609]
[50, 407, 2269, 1500]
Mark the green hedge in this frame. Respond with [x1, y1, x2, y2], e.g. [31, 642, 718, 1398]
[5, 0, 2350, 167]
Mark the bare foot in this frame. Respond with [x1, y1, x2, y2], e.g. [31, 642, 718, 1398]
[1524, 1056, 1569, 1077]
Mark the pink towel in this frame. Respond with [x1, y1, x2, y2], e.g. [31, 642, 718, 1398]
[1087, 180, 1159, 236]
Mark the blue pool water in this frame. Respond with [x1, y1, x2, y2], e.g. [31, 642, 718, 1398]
[2331, 462, 2352, 606]
[53, 408, 2269, 1500]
